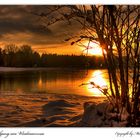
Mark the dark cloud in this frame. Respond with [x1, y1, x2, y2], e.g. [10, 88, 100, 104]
[0, 20, 52, 36]
[0, 6, 52, 36]
[0, 5, 82, 54]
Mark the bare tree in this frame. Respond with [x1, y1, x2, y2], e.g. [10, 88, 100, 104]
[34, 5, 140, 126]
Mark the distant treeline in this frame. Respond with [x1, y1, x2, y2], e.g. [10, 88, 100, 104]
[0, 44, 106, 68]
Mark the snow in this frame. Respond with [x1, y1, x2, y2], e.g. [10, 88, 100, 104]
[0, 92, 129, 127]
[80, 101, 129, 127]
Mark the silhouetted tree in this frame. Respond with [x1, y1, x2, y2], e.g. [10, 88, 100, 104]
[0, 48, 4, 66]
[3, 44, 18, 66]
[19, 45, 34, 67]
[35, 5, 140, 125]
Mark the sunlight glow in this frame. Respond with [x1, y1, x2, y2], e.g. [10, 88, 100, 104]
[87, 70, 108, 96]
[38, 77, 43, 89]
[83, 41, 103, 56]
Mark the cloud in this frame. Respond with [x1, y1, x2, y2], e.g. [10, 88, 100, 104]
[0, 5, 82, 54]
[0, 6, 52, 36]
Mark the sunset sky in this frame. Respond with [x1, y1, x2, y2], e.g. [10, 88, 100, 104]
[0, 5, 88, 55]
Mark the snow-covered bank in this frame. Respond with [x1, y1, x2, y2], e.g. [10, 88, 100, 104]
[0, 93, 105, 127]
[79, 102, 129, 127]
[0, 92, 130, 127]
[19, 99, 129, 127]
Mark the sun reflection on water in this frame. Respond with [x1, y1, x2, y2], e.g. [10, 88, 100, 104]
[38, 77, 43, 89]
[87, 70, 109, 96]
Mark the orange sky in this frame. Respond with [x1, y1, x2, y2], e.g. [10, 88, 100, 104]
[0, 5, 83, 55]
[33, 43, 82, 55]
[0, 5, 104, 56]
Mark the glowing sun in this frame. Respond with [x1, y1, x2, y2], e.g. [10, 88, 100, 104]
[83, 41, 103, 56]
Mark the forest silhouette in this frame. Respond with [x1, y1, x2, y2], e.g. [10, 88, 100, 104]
[0, 44, 106, 68]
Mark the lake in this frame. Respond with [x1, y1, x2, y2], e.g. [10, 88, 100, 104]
[0, 67, 109, 97]
[0, 67, 109, 126]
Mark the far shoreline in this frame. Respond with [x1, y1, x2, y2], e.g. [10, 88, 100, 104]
[0, 66, 107, 72]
